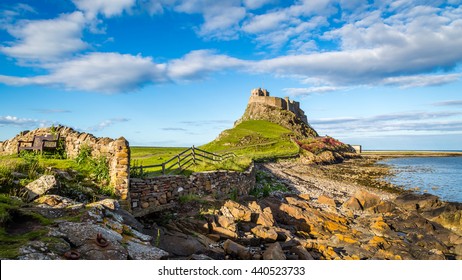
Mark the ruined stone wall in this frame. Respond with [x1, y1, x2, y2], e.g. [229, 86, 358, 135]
[0, 126, 130, 206]
[130, 163, 256, 217]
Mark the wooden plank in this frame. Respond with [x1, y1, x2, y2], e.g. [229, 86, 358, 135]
[177, 147, 192, 157]
[195, 147, 220, 157]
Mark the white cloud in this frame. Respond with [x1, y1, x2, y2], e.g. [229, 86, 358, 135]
[243, 0, 275, 10]
[172, 0, 246, 39]
[0, 52, 167, 93]
[243, 11, 289, 34]
[0, 115, 48, 128]
[88, 118, 130, 132]
[1, 12, 87, 61]
[311, 110, 462, 137]
[1, 1, 462, 93]
[432, 100, 462, 106]
[72, 0, 136, 18]
[198, 5, 246, 39]
[167, 50, 247, 80]
[242, 1, 335, 50]
[283, 86, 344, 96]
[382, 74, 461, 88]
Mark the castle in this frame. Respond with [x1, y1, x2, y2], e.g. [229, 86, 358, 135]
[248, 88, 308, 124]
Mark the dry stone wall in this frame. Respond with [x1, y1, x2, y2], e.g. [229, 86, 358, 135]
[0, 126, 130, 207]
[130, 163, 256, 217]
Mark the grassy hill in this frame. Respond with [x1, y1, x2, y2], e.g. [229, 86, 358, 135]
[129, 120, 301, 175]
[200, 120, 299, 160]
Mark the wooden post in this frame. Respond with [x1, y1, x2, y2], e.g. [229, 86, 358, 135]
[162, 163, 165, 175]
[140, 165, 144, 176]
[177, 155, 181, 170]
[192, 145, 196, 165]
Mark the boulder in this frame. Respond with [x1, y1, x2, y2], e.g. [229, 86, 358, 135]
[86, 199, 120, 210]
[218, 215, 236, 230]
[24, 175, 59, 202]
[286, 196, 311, 209]
[370, 217, 391, 236]
[126, 241, 169, 260]
[247, 201, 262, 213]
[342, 197, 363, 211]
[424, 203, 462, 235]
[57, 222, 123, 247]
[354, 190, 381, 209]
[78, 241, 128, 260]
[34, 195, 78, 208]
[223, 239, 251, 259]
[395, 193, 442, 211]
[369, 201, 397, 214]
[207, 234, 221, 242]
[251, 225, 278, 242]
[19, 241, 62, 260]
[223, 200, 252, 222]
[317, 195, 336, 207]
[158, 231, 206, 256]
[213, 226, 238, 239]
[454, 244, 462, 256]
[263, 242, 286, 260]
[256, 207, 275, 227]
[290, 245, 314, 260]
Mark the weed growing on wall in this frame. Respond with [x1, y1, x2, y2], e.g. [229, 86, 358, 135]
[75, 144, 110, 187]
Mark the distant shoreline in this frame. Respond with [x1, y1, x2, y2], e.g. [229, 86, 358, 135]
[361, 150, 462, 157]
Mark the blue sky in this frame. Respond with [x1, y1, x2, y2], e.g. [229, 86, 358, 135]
[1, 0, 461, 150]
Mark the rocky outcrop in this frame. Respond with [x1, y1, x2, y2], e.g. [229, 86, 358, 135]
[16, 198, 168, 260]
[149, 159, 462, 260]
[235, 102, 318, 138]
[24, 175, 59, 202]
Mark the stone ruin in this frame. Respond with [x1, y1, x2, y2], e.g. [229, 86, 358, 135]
[249, 88, 308, 124]
[0, 126, 130, 208]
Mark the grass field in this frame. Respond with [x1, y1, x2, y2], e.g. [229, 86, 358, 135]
[129, 120, 301, 176]
[130, 146, 188, 166]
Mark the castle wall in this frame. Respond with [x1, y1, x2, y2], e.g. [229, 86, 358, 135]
[248, 92, 308, 125]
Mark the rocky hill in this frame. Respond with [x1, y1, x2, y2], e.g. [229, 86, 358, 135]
[234, 88, 318, 138]
[229, 88, 356, 164]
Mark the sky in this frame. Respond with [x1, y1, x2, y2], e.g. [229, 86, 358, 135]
[0, 0, 461, 150]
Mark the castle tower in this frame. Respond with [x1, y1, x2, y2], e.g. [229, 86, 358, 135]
[251, 88, 270, 97]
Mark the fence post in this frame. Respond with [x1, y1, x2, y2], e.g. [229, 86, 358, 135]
[177, 155, 181, 170]
[162, 163, 165, 175]
[140, 165, 144, 176]
[192, 145, 196, 165]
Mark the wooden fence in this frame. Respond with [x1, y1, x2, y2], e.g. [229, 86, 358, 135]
[131, 146, 236, 176]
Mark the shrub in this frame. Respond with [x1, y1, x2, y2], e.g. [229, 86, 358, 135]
[75, 144, 92, 165]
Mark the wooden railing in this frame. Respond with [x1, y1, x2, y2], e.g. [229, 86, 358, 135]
[131, 146, 236, 176]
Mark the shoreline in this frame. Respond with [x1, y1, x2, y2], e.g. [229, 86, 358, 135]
[362, 150, 462, 158]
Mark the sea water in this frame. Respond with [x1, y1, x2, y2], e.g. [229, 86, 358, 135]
[379, 157, 462, 203]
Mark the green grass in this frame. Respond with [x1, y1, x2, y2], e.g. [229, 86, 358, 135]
[0, 153, 113, 199]
[129, 121, 301, 176]
[131, 146, 188, 164]
[0, 194, 52, 259]
[130, 146, 189, 175]
[201, 120, 299, 160]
